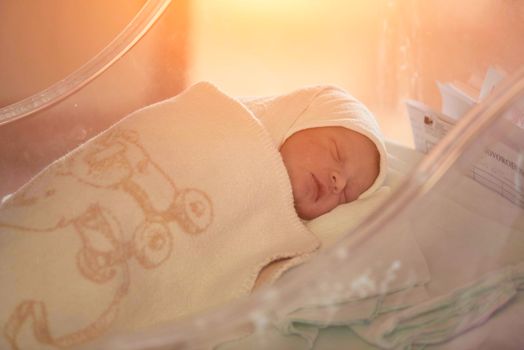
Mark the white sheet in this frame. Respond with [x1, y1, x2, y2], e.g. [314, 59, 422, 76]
[354, 142, 524, 349]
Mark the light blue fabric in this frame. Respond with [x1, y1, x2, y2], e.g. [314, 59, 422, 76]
[349, 263, 524, 349]
[217, 263, 523, 350]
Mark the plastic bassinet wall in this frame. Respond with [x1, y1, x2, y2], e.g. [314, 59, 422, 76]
[0, 0, 189, 198]
[1, 1, 523, 349]
[95, 71, 524, 350]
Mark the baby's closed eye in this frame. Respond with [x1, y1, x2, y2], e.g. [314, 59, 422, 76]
[331, 139, 342, 162]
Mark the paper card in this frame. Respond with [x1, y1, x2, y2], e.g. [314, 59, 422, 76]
[473, 140, 524, 209]
[406, 93, 524, 209]
[505, 96, 524, 129]
[479, 66, 507, 101]
[437, 82, 477, 121]
[405, 99, 454, 153]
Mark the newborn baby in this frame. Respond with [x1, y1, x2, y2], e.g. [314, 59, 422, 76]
[280, 126, 380, 220]
[241, 85, 387, 220]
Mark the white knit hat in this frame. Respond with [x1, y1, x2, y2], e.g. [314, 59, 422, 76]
[240, 85, 388, 199]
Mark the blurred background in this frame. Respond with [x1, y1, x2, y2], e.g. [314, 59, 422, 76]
[1, 0, 523, 195]
[188, 0, 524, 144]
[189, 0, 410, 142]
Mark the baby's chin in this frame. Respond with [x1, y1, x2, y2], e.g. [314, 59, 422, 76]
[295, 195, 343, 220]
[294, 201, 324, 220]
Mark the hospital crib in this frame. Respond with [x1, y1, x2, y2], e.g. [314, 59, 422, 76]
[1, 1, 523, 349]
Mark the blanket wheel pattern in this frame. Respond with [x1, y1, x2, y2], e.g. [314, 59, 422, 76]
[174, 189, 213, 234]
[133, 221, 173, 269]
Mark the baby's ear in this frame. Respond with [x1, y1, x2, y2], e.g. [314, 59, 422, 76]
[358, 133, 388, 200]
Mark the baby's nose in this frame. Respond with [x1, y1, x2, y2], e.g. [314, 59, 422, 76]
[330, 171, 346, 194]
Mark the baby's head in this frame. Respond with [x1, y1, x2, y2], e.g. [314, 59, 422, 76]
[280, 126, 380, 220]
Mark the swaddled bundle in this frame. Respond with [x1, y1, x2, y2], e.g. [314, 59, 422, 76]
[0, 83, 320, 349]
[0, 82, 392, 350]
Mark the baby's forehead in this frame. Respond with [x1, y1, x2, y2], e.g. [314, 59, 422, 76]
[288, 126, 378, 155]
[319, 126, 375, 147]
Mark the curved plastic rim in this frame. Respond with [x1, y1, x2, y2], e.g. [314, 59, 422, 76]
[0, 0, 172, 126]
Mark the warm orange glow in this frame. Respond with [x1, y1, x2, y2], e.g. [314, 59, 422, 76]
[189, 0, 524, 146]
[0, 0, 146, 106]
[189, 0, 412, 144]
[190, 1, 386, 94]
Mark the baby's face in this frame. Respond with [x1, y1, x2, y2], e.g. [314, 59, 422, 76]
[279, 127, 380, 220]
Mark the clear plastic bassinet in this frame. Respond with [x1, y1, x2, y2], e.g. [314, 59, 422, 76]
[91, 68, 524, 350]
[1, 1, 523, 349]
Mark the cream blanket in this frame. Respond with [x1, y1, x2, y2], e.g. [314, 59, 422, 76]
[0, 82, 320, 349]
